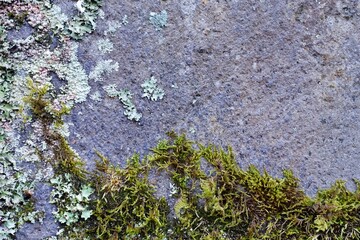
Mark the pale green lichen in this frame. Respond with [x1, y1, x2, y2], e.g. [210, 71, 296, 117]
[52, 122, 72, 138]
[88, 59, 119, 82]
[53, 43, 90, 104]
[102, 84, 118, 97]
[0, 0, 102, 238]
[141, 76, 165, 101]
[104, 20, 122, 36]
[50, 173, 94, 226]
[11, 42, 90, 106]
[0, 25, 10, 59]
[122, 14, 128, 25]
[75, 0, 86, 13]
[0, 26, 43, 239]
[66, 0, 103, 40]
[97, 38, 113, 54]
[189, 126, 196, 134]
[98, 9, 105, 20]
[149, 10, 168, 30]
[2, 1, 360, 239]
[0, 69, 16, 122]
[103, 15, 128, 36]
[103, 84, 142, 121]
[43, 4, 68, 35]
[117, 90, 142, 122]
[1, 0, 102, 41]
[90, 91, 102, 102]
[0, 152, 43, 239]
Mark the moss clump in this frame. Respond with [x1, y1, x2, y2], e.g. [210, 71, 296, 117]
[71, 133, 359, 239]
[21, 82, 360, 239]
[22, 79, 70, 126]
[22, 78, 92, 238]
[89, 153, 169, 239]
[22, 78, 86, 177]
[147, 133, 360, 239]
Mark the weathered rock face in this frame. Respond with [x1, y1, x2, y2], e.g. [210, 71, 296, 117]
[68, 0, 360, 196]
[13, 0, 360, 238]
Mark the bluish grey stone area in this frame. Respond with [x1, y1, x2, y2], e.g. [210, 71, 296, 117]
[68, 0, 360, 197]
[6, 22, 33, 41]
[12, 0, 360, 239]
[15, 184, 58, 239]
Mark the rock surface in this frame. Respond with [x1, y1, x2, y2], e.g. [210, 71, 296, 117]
[15, 0, 360, 238]
[71, 0, 360, 196]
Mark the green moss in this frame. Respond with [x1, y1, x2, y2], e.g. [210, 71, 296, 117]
[18, 80, 360, 239]
[22, 78, 84, 178]
[5, 1, 359, 239]
[22, 79, 51, 122]
[88, 153, 169, 239]
[22, 77, 93, 238]
[41, 132, 359, 239]
[0, 1, 103, 238]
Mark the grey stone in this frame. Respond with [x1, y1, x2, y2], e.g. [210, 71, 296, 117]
[16, 184, 58, 239]
[69, 0, 360, 197]
[6, 22, 33, 41]
[16, 0, 360, 238]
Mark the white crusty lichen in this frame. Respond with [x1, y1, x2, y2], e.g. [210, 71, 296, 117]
[103, 84, 142, 121]
[122, 15, 129, 25]
[11, 42, 90, 106]
[141, 76, 165, 101]
[43, 4, 69, 34]
[104, 21, 122, 36]
[149, 10, 168, 30]
[90, 91, 102, 102]
[75, 0, 85, 13]
[54, 43, 90, 104]
[97, 39, 114, 54]
[88, 59, 119, 82]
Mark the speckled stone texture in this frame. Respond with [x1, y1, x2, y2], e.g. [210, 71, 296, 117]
[16, 184, 58, 239]
[16, 0, 360, 238]
[70, 0, 360, 196]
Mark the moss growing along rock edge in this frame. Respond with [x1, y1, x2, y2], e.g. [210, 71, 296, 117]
[47, 132, 360, 239]
[19, 81, 360, 239]
[1, 1, 359, 239]
[17, 81, 360, 239]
